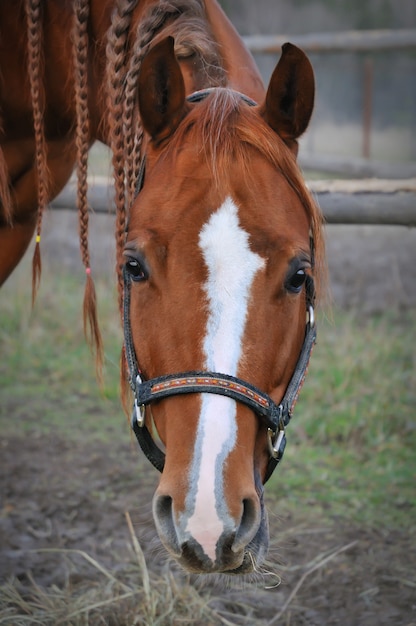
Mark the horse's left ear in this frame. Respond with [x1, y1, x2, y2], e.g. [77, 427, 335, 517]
[260, 43, 315, 155]
[138, 36, 188, 143]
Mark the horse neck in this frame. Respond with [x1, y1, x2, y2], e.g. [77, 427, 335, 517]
[89, 0, 265, 144]
[203, 0, 264, 101]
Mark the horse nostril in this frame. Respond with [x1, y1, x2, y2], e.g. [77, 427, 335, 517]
[232, 496, 261, 554]
[153, 494, 181, 556]
[154, 493, 172, 518]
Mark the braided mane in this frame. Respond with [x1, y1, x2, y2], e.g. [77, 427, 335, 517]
[105, 0, 225, 314]
[20, 0, 224, 375]
[25, 0, 49, 305]
[0, 117, 12, 226]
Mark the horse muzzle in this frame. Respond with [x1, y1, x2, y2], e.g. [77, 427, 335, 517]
[152, 474, 269, 574]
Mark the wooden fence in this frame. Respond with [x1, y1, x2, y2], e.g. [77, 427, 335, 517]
[51, 176, 416, 227]
[298, 155, 416, 180]
[244, 28, 416, 161]
[50, 29, 416, 227]
[242, 29, 416, 54]
[308, 179, 416, 226]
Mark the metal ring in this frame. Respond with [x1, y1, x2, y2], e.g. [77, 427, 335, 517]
[307, 305, 315, 328]
[267, 427, 286, 460]
[134, 398, 146, 428]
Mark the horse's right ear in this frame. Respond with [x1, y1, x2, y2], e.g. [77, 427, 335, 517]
[138, 36, 188, 143]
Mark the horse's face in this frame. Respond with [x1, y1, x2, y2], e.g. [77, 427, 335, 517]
[125, 38, 317, 574]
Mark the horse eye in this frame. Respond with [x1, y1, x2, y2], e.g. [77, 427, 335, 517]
[125, 257, 148, 281]
[287, 268, 306, 293]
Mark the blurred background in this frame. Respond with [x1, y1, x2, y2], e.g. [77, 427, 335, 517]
[224, 0, 416, 163]
[1, 2, 415, 625]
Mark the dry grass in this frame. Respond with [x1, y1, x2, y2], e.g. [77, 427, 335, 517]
[0, 509, 361, 626]
[0, 513, 227, 626]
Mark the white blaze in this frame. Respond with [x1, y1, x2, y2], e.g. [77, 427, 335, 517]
[184, 197, 264, 561]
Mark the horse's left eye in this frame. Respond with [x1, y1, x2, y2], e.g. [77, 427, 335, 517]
[286, 269, 307, 293]
[125, 257, 148, 281]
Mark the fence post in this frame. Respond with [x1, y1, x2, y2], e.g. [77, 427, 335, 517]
[362, 56, 373, 159]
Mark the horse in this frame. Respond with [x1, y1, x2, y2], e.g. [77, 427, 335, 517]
[0, 0, 325, 574]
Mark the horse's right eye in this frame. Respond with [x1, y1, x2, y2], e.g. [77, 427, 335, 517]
[125, 256, 148, 282]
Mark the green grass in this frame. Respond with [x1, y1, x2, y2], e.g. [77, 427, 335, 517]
[1, 258, 415, 625]
[0, 261, 123, 442]
[1, 261, 415, 530]
[268, 310, 416, 527]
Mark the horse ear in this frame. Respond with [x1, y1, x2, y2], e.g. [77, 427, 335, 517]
[138, 36, 188, 143]
[260, 43, 314, 154]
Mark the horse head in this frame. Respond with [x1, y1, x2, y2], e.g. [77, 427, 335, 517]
[123, 36, 322, 574]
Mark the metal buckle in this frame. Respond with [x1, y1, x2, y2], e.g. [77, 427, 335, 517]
[267, 422, 286, 461]
[133, 398, 146, 428]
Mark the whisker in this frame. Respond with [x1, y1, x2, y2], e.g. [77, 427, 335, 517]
[248, 551, 282, 589]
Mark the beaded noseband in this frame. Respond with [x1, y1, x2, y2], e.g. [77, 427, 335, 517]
[123, 89, 317, 483]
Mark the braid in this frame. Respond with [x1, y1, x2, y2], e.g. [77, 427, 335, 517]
[106, 0, 138, 316]
[106, 0, 225, 321]
[123, 42, 145, 208]
[123, 0, 224, 206]
[122, 1, 182, 207]
[109, 1, 201, 303]
[104, 0, 226, 410]
[24, 0, 48, 305]
[72, 0, 104, 378]
[0, 134, 12, 226]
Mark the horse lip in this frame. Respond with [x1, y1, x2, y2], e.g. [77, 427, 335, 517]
[175, 536, 256, 574]
[220, 550, 257, 575]
[177, 551, 248, 575]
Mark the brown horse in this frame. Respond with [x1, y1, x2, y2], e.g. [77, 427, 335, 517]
[0, 0, 325, 574]
[0, 0, 262, 287]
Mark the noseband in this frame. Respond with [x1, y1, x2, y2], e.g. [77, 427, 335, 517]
[123, 89, 317, 483]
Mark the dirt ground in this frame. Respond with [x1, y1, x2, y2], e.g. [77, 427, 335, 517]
[1, 433, 415, 625]
[1, 212, 416, 625]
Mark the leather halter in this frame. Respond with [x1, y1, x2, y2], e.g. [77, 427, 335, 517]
[123, 89, 317, 483]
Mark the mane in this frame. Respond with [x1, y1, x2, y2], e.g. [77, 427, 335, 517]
[165, 89, 327, 299]
[25, 0, 49, 305]
[105, 0, 225, 312]
[0, 114, 12, 226]
[18, 0, 225, 376]
[16, 0, 325, 386]
[105, 0, 227, 405]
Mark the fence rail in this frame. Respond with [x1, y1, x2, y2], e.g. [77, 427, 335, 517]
[51, 177, 416, 227]
[243, 29, 416, 54]
[318, 193, 415, 226]
[50, 29, 416, 228]
[299, 155, 416, 180]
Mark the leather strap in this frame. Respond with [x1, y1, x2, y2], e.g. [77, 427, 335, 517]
[136, 371, 284, 430]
